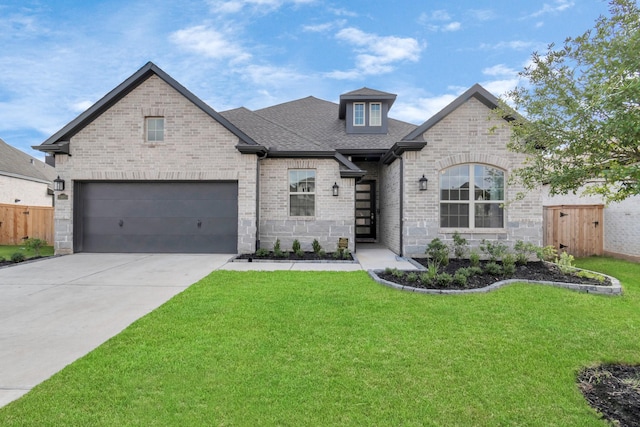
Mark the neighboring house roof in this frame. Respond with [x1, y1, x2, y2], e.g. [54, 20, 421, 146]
[403, 83, 500, 141]
[35, 62, 261, 154]
[0, 138, 56, 185]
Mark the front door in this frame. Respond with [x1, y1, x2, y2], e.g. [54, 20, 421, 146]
[355, 181, 376, 240]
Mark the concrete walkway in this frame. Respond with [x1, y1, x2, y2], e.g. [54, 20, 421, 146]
[0, 245, 415, 408]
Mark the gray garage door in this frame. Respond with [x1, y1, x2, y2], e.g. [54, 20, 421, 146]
[77, 181, 238, 253]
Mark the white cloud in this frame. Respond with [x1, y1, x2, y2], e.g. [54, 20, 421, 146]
[208, 0, 315, 14]
[527, 0, 574, 18]
[328, 7, 357, 17]
[482, 64, 518, 77]
[327, 27, 422, 79]
[393, 93, 459, 124]
[419, 9, 461, 32]
[468, 9, 497, 21]
[479, 40, 539, 51]
[71, 100, 94, 112]
[443, 22, 461, 32]
[302, 20, 345, 33]
[169, 25, 252, 63]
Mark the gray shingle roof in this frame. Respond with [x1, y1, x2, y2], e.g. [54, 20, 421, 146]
[0, 138, 56, 184]
[222, 96, 417, 152]
[340, 87, 396, 97]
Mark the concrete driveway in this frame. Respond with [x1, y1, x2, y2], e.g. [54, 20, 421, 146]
[0, 253, 232, 408]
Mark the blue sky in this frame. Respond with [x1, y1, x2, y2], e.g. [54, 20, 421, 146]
[0, 0, 613, 158]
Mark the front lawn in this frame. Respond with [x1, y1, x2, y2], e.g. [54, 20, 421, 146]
[0, 257, 638, 426]
[0, 244, 54, 261]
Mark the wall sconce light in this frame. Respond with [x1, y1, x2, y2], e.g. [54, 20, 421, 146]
[419, 174, 428, 191]
[54, 176, 65, 191]
[332, 182, 340, 196]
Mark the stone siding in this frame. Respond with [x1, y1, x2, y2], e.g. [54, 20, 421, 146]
[52, 75, 257, 254]
[258, 158, 355, 252]
[402, 97, 543, 257]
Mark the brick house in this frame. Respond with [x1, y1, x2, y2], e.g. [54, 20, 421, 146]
[36, 62, 542, 255]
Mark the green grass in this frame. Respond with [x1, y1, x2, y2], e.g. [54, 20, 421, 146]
[0, 244, 54, 261]
[1, 257, 638, 426]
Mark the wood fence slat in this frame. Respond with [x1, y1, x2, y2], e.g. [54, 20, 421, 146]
[0, 203, 54, 245]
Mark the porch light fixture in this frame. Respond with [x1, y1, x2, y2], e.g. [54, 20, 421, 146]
[419, 174, 428, 191]
[53, 176, 65, 191]
[332, 182, 340, 196]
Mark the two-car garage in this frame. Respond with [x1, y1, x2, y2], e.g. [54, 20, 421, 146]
[74, 181, 238, 253]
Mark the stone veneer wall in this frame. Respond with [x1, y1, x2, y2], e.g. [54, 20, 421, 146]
[52, 75, 257, 254]
[543, 188, 640, 260]
[258, 158, 355, 252]
[402, 97, 543, 257]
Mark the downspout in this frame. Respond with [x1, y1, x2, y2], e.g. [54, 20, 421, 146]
[399, 156, 404, 257]
[256, 151, 267, 250]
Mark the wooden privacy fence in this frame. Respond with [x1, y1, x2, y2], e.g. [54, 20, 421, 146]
[0, 203, 54, 245]
[543, 205, 604, 258]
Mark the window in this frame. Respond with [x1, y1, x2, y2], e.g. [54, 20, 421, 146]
[370, 103, 382, 126]
[146, 117, 164, 141]
[353, 103, 365, 126]
[289, 170, 315, 216]
[440, 164, 505, 228]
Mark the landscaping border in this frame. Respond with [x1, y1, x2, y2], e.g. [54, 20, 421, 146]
[368, 267, 622, 295]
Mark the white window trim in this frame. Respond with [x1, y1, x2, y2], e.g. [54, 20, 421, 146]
[146, 117, 164, 142]
[440, 164, 505, 229]
[369, 102, 382, 126]
[289, 169, 316, 217]
[353, 102, 365, 127]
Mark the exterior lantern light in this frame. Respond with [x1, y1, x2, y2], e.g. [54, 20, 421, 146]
[53, 176, 65, 191]
[419, 174, 428, 191]
[332, 182, 339, 196]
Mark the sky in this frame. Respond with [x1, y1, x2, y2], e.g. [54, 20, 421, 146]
[0, 0, 615, 159]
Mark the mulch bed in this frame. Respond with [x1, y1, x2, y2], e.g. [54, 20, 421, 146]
[235, 251, 354, 262]
[578, 364, 640, 427]
[376, 259, 611, 290]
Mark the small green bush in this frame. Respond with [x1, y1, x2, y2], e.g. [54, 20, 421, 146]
[419, 272, 433, 284]
[468, 266, 484, 276]
[342, 249, 351, 260]
[469, 250, 480, 267]
[480, 240, 508, 262]
[24, 238, 47, 257]
[502, 254, 516, 276]
[451, 231, 468, 260]
[514, 240, 538, 265]
[453, 271, 468, 288]
[318, 249, 326, 257]
[538, 245, 558, 262]
[406, 272, 418, 283]
[11, 252, 25, 263]
[391, 268, 404, 279]
[426, 238, 449, 266]
[576, 270, 605, 283]
[255, 248, 269, 257]
[273, 239, 283, 257]
[312, 239, 322, 254]
[295, 248, 304, 257]
[456, 267, 472, 278]
[384, 267, 393, 274]
[436, 272, 453, 287]
[484, 261, 503, 276]
[292, 239, 301, 253]
[333, 249, 344, 259]
[555, 252, 576, 274]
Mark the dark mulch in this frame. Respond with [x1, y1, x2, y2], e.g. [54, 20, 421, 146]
[236, 251, 354, 262]
[377, 259, 611, 290]
[578, 364, 640, 427]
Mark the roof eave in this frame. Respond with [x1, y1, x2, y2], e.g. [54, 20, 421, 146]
[381, 141, 428, 165]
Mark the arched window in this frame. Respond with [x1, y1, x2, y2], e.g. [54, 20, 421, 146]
[440, 164, 505, 228]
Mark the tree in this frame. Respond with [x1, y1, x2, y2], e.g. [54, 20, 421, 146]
[499, 0, 640, 203]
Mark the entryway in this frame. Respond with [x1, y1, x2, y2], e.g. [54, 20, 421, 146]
[355, 180, 376, 240]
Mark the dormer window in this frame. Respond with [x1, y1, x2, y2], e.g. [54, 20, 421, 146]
[370, 103, 381, 126]
[354, 103, 365, 126]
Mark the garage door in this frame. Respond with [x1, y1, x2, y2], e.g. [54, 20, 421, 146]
[77, 181, 238, 253]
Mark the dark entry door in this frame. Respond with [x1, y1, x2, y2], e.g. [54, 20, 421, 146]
[76, 181, 238, 253]
[355, 181, 376, 239]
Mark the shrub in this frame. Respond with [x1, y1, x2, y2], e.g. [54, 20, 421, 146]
[538, 245, 558, 262]
[468, 266, 484, 276]
[514, 240, 538, 265]
[312, 239, 322, 254]
[453, 271, 468, 288]
[469, 250, 480, 267]
[342, 249, 351, 260]
[576, 270, 605, 283]
[480, 239, 508, 262]
[255, 248, 269, 257]
[391, 268, 404, 279]
[555, 251, 576, 274]
[456, 267, 472, 278]
[292, 239, 301, 253]
[425, 260, 440, 280]
[426, 238, 449, 266]
[419, 272, 433, 284]
[318, 249, 326, 257]
[436, 272, 453, 287]
[451, 231, 468, 260]
[273, 239, 285, 258]
[384, 267, 393, 274]
[484, 261, 503, 276]
[406, 272, 418, 283]
[333, 248, 344, 259]
[11, 252, 25, 263]
[295, 248, 304, 257]
[502, 254, 516, 276]
[24, 238, 47, 257]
